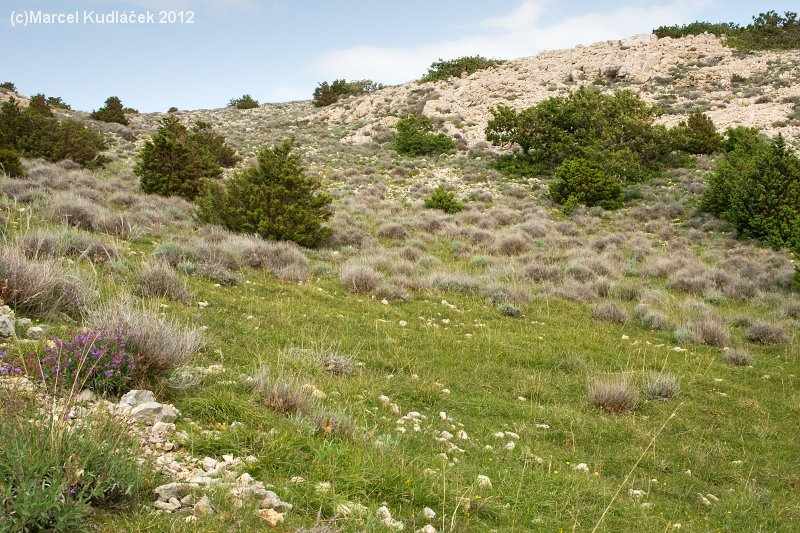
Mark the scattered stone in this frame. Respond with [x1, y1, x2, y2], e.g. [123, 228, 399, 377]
[573, 463, 590, 473]
[0, 315, 15, 338]
[476, 474, 492, 487]
[75, 389, 95, 403]
[120, 389, 156, 407]
[628, 489, 646, 498]
[25, 326, 44, 340]
[258, 508, 284, 527]
[423, 507, 436, 520]
[193, 495, 213, 517]
[377, 505, 404, 530]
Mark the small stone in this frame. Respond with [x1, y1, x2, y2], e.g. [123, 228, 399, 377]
[0, 315, 15, 338]
[423, 507, 436, 520]
[193, 495, 213, 517]
[476, 474, 492, 487]
[418, 525, 437, 533]
[258, 508, 284, 527]
[336, 501, 369, 517]
[153, 499, 180, 512]
[288, 476, 305, 484]
[154, 482, 194, 501]
[76, 389, 95, 403]
[151, 422, 175, 436]
[316, 481, 332, 492]
[628, 489, 646, 498]
[120, 389, 156, 407]
[184, 516, 198, 523]
[504, 441, 516, 451]
[573, 463, 590, 473]
[25, 326, 44, 340]
[377, 505, 404, 530]
[202, 457, 218, 471]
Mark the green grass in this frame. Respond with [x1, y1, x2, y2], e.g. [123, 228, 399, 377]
[79, 259, 798, 532]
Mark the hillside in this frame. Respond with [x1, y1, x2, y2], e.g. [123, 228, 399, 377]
[1, 32, 799, 533]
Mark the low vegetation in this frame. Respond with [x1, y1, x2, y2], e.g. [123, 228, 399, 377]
[228, 94, 259, 109]
[312, 79, 383, 107]
[394, 114, 455, 156]
[91, 96, 129, 125]
[654, 10, 800, 50]
[420, 55, 506, 82]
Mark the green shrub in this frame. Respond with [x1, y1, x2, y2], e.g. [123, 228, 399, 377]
[702, 131, 800, 251]
[424, 186, 464, 213]
[486, 88, 672, 179]
[0, 98, 108, 168]
[394, 114, 455, 156]
[167, 106, 178, 113]
[228, 94, 259, 109]
[189, 120, 240, 167]
[90, 96, 129, 125]
[312, 79, 383, 107]
[197, 138, 333, 248]
[135, 115, 225, 199]
[672, 110, 722, 154]
[0, 148, 24, 177]
[0, 391, 146, 532]
[28, 93, 54, 117]
[420, 55, 505, 82]
[0, 81, 16, 91]
[654, 10, 800, 50]
[549, 158, 624, 210]
[46, 96, 71, 110]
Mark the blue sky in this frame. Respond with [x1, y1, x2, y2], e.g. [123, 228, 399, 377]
[2, 0, 796, 112]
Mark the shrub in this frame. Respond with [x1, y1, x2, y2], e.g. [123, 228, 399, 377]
[0, 393, 146, 532]
[27, 330, 141, 395]
[591, 302, 629, 324]
[702, 133, 800, 252]
[28, 93, 54, 117]
[312, 79, 383, 107]
[0, 148, 24, 177]
[167, 106, 178, 113]
[486, 88, 672, 179]
[692, 317, 730, 347]
[588, 377, 639, 412]
[643, 373, 679, 400]
[672, 110, 721, 154]
[0, 81, 16, 91]
[550, 159, 624, 210]
[497, 302, 523, 317]
[46, 96, 71, 110]
[90, 96, 129, 125]
[746, 321, 788, 344]
[724, 349, 754, 366]
[420, 55, 505, 82]
[135, 262, 192, 302]
[197, 138, 333, 248]
[135, 115, 223, 200]
[87, 298, 203, 376]
[228, 94, 259, 109]
[189, 120, 240, 168]
[340, 260, 384, 293]
[654, 11, 800, 51]
[319, 353, 357, 376]
[0, 246, 93, 317]
[0, 98, 108, 168]
[394, 114, 455, 156]
[424, 186, 464, 213]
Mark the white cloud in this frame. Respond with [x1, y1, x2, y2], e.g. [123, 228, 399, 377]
[311, 0, 715, 84]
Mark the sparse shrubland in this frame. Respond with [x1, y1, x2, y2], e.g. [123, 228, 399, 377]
[1, 33, 800, 533]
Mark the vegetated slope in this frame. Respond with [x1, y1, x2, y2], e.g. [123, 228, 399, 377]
[0, 32, 799, 533]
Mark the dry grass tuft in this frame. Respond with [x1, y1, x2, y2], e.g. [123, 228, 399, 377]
[87, 297, 203, 375]
[0, 245, 93, 317]
[588, 376, 639, 413]
[135, 262, 192, 302]
[340, 260, 384, 293]
[724, 349, 754, 366]
[746, 321, 788, 345]
[591, 302, 628, 325]
[692, 317, 730, 347]
[643, 373, 679, 400]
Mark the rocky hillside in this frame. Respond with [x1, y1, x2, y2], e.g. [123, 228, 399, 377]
[310, 33, 800, 149]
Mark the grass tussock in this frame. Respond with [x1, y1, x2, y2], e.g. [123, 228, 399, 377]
[87, 297, 203, 376]
[0, 245, 93, 317]
[588, 376, 639, 413]
[135, 262, 192, 302]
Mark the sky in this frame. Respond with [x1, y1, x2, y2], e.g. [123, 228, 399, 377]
[1, 0, 797, 112]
